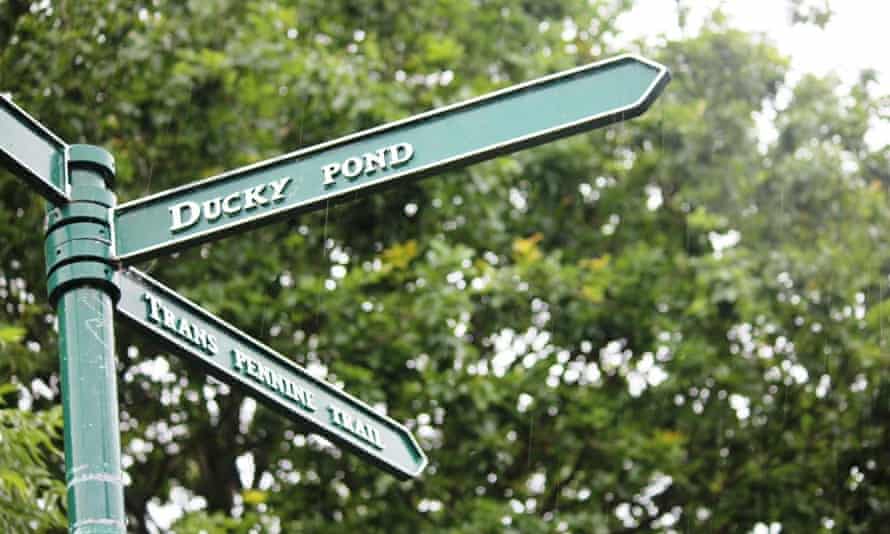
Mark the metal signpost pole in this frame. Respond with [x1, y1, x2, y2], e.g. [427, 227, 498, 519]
[45, 145, 126, 533]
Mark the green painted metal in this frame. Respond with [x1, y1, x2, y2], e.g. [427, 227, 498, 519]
[68, 144, 116, 183]
[45, 222, 112, 250]
[113, 54, 670, 264]
[69, 185, 116, 206]
[46, 146, 126, 533]
[47, 262, 118, 305]
[0, 95, 70, 205]
[46, 202, 110, 230]
[115, 267, 428, 480]
[45, 240, 114, 274]
[56, 287, 125, 533]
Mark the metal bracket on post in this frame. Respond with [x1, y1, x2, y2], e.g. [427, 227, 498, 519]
[45, 145, 119, 305]
[45, 144, 126, 534]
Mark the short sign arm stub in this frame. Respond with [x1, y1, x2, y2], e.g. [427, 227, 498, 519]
[0, 95, 70, 205]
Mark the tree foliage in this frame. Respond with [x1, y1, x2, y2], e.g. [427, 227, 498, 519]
[0, 380, 65, 532]
[1, 1, 889, 532]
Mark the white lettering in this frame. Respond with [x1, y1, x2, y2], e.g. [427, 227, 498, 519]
[242, 184, 268, 209]
[389, 142, 414, 166]
[168, 176, 295, 230]
[268, 176, 292, 201]
[363, 149, 388, 173]
[222, 192, 241, 215]
[169, 201, 201, 232]
[319, 142, 415, 186]
[321, 163, 340, 186]
[342, 157, 363, 178]
[202, 198, 222, 222]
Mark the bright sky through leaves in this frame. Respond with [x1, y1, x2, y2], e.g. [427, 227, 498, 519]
[617, 0, 890, 145]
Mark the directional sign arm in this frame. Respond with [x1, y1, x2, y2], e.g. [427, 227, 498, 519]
[114, 268, 427, 479]
[113, 54, 670, 263]
[0, 96, 69, 205]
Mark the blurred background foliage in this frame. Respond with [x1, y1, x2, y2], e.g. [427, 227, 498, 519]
[1, 0, 889, 532]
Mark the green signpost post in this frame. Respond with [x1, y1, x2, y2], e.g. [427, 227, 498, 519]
[0, 53, 669, 532]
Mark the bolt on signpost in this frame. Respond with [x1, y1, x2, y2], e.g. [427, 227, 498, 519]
[0, 54, 668, 532]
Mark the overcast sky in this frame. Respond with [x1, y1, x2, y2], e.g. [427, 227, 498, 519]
[617, 0, 889, 146]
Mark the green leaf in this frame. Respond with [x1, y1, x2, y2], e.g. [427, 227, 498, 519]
[0, 326, 25, 344]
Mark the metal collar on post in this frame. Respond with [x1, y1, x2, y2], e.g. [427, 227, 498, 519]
[45, 145, 119, 306]
[68, 144, 116, 186]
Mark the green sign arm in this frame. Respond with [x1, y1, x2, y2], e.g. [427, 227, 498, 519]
[113, 54, 670, 264]
[114, 268, 428, 480]
[0, 96, 70, 205]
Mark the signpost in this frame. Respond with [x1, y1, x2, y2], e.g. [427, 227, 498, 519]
[115, 268, 427, 479]
[0, 96, 70, 205]
[112, 54, 670, 264]
[0, 52, 669, 532]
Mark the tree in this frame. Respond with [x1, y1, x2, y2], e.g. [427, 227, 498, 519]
[1, 1, 888, 532]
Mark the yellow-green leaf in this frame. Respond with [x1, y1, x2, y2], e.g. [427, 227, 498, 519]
[0, 325, 26, 344]
[512, 233, 543, 263]
[382, 240, 419, 269]
[242, 489, 268, 505]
